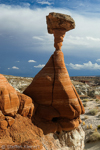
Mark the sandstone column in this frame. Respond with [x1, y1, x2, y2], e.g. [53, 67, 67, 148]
[23, 13, 85, 140]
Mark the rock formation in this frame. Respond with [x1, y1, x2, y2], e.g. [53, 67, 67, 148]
[46, 12, 75, 50]
[0, 74, 19, 116]
[0, 12, 85, 150]
[0, 74, 34, 130]
[23, 12, 85, 134]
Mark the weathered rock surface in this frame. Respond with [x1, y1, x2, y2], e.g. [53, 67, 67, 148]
[17, 92, 34, 118]
[0, 120, 8, 130]
[0, 110, 5, 120]
[24, 50, 85, 134]
[0, 115, 85, 150]
[5, 116, 15, 127]
[46, 12, 75, 34]
[0, 74, 19, 116]
[0, 74, 34, 119]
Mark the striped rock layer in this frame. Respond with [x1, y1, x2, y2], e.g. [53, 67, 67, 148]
[23, 50, 85, 134]
[0, 74, 34, 118]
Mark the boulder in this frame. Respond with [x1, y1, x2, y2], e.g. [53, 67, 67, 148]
[46, 12, 75, 34]
[0, 110, 5, 120]
[46, 12, 75, 51]
[0, 120, 8, 130]
[0, 74, 19, 116]
[17, 92, 34, 118]
[5, 116, 15, 126]
[0, 74, 34, 119]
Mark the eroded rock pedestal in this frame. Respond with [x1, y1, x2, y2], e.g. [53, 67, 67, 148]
[24, 12, 85, 135]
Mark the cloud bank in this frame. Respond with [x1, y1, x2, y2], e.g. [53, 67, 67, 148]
[67, 61, 100, 70]
[1, 4, 100, 56]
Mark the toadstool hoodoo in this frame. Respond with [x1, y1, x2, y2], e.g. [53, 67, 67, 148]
[23, 12, 85, 134]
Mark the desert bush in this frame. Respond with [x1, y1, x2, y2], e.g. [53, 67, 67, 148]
[88, 109, 98, 115]
[96, 99, 99, 102]
[97, 125, 100, 129]
[90, 99, 94, 101]
[87, 131, 100, 142]
[84, 115, 88, 119]
[83, 99, 89, 102]
[83, 103, 87, 107]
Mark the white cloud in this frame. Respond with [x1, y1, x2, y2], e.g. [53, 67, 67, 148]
[28, 60, 36, 63]
[1, 4, 100, 58]
[16, 61, 20, 62]
[86, 36, 100, 42]
[34, 64, 45, 68]
[67, 61, 100, 70]
[96, 59, 100, 62]
[37, 1, 53, 5]
[12, 66, 19, 69]
[8, 68, 10, 69]
[33, 36, 44, 41]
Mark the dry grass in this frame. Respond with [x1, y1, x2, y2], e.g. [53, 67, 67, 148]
[82, 99, 89, 102]
[88, 109, 98, 115]
[87, 131, 100, 142]
[82, 121, 85, 125]
[90, 124, 93, 129]
[86, 124, 93, 129]
[84, 116, 88, 120]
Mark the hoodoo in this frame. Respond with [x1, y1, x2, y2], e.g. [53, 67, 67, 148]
[23, 12, 85, 134]
[0, 74, 34, 118]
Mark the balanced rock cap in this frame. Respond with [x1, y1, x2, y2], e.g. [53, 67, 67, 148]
[46, 12, 75, 34]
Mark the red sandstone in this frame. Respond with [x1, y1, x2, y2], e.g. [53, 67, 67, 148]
[23, 12, 85, 134]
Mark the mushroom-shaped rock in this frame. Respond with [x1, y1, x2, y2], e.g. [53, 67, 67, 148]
[46, 12, 75, 34]
[23, 12, 85, 134]
[46, 12, 75, 50]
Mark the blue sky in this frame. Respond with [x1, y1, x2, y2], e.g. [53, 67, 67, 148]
[1, 0, 100, 77]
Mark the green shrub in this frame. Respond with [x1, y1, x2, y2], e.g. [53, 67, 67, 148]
[87, 131, 100, 142]
[96, 99, 99, 102]
[83, 99, 89, 102]
[90, 99, 94, 101]
[97, 125, 100, 129]
[88, 109, 98, 115]
[83, 103, 87, 107]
